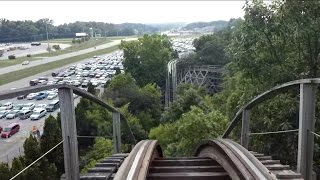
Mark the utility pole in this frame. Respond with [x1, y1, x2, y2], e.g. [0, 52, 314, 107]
[45, 22, 49, 52]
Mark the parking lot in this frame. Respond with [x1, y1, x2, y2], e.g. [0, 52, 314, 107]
[0, 50, 124, 164]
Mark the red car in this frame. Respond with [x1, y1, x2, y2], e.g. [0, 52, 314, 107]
[1, 123, 20, 138]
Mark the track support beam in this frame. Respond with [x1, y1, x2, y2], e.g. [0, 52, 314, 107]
[241, 109, 250, 149]
[297, 83, 317, 180]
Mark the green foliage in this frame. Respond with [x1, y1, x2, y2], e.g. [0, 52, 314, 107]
[106, 73, 162, 132]
[23, 135, 41, 164]
[120, 34, 175, 87]
[150, 106, 228, 156]
[82, 138, 113, 173]
[11, 157, 24, 180]
[40, 115, 64, 178]
[0, 163, 11, 180]
[162, 84, 208, 122]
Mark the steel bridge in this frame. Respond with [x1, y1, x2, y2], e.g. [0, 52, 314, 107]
[165, 59, 224, 107]
[5, 78, 320, 180]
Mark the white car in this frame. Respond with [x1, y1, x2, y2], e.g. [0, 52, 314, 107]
[30, 108, 47, 121]
[47, 92, 58, 100]
[34, 104, 47, 111]
[27, 93, 37, 100]
[2, 102, 13, 110]
[22, 61, 30, 65]
[21, 103, 35, 111]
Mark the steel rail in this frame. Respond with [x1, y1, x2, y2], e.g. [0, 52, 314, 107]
[222, 78, 320, 138]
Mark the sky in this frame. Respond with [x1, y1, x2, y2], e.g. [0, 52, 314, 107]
[0, 1, 246, 25]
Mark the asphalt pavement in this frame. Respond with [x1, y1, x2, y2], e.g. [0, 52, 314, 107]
[0, 38, 136, 76]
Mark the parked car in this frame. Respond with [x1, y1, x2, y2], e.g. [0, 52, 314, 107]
[34, 104, 47, 111]
[35, 92, 48, 100]
[6, 110, 20, 119]
[22, 61, 30, 65]
[0, 110, 10, 119]
[17, 94, 28, 100]
[27, 93, 38, 100]
[18, 110, 33, 120]
[47, 92, 58, 100]
[46, 100, 59, 112]
[2, 102, 13, 110]
[13, 104, 23, 110]
[21, 103, 35, 111]
[1, 123, 20, 138]
[29, 79, 39, 86]
[30, 109, 47, 120]
[0, 126, 2, 133]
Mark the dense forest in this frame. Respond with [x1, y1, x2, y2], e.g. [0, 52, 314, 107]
[1, 0, 320, 179]
[182, 20, 229, 30]
[0, 19, 158, 42]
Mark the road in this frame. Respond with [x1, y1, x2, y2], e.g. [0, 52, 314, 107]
[0, 38, 136, 76]
[0, 43, 71, 60]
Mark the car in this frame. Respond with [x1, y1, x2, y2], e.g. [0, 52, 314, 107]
[30, 109, 47, 120]
[38, 80, 48, 85]
[93, 55, 97, 58]
[27, 93, 38, 100]
[18, 110, 33, 120]
[22, 61, 30, 65]
[0, 110, 10, 119]
[17, 94, 28, 100]
[35, 92, 48, 100]
[31, 42, 41, 46]
[34, 104, 47, 111]
[47, 92, 58, 100]
[0, 126, 2, 133]
[46, 100, 59, 112]
[1, 123, 20, 138]
[6, 110, 20, 119]
[2, 102, 13, 110]
[13, 104, 23, 111]
[21, 103, 35, 111]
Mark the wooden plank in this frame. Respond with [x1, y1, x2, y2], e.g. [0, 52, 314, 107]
[151, 159, 219, 166]
[113, 112, 121, 153]
[297, 83, 317, 179]
[147, 172, 230, 180]
[149, 166, 225, 173]
[241, 109, 250, 149]
[58, 87, 79, 180]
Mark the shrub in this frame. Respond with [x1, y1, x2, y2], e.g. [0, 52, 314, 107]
[27, 54, 31, 57]
[8, 55, 16, 59]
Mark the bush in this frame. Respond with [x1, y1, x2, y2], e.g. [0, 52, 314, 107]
[52, 45, 61, 51]
[8, 55, 16, 59]
[27, 54, 31, 57]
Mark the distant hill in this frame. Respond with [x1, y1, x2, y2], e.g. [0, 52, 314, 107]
[147, 22, 187, 31]
[182, 20, 229, 31]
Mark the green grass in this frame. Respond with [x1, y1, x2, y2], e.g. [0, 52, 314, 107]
[0, 45, 119, 86]
[0, 38, 113, 68]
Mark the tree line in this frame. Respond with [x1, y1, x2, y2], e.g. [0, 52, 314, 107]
[0, 18, 158, 42]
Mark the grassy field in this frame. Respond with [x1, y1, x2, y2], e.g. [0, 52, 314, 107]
[0, 38, 113, 68]
[0, 45, 119, 86]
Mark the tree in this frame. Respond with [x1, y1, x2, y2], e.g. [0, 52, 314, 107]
[82, 137, 114, 173]
[0, 163, 11, 180]
[11, 157, 25, 180]
[150, 106, 228, 156]
[161, 84, 208, 123]
[120, 34, 175, 88]
[24, 135, 41, 164]
[40, 115, 64, 178]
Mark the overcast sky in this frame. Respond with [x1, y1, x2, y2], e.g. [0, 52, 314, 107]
[0, 1, 246, 25]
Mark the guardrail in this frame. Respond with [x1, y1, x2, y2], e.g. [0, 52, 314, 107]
[0, 84, 136, 180]
[222, 78, 320, 180]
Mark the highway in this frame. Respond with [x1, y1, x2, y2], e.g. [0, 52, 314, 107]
[0, 38, 136, 76]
